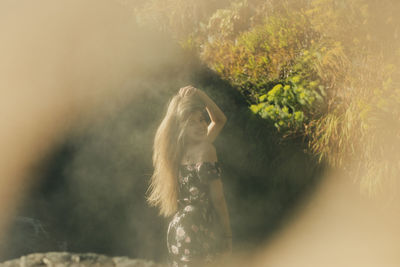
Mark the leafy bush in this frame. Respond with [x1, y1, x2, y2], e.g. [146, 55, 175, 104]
[135, 0, 400, 194]
[201, 11, 347, 132]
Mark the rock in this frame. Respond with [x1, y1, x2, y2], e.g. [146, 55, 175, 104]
[0, 252, 164, 267]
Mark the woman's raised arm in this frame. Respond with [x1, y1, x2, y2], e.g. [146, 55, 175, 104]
[179, 85, 227, 143]
[196, 89, 227, 143]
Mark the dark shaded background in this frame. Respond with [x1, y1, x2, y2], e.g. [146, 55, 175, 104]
[0, 0, 325, 264]
[2, 53, 324, 263]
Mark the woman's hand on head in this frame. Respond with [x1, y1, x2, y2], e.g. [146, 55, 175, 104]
[179, 85, 198, 98]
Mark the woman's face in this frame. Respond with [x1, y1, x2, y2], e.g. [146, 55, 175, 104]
[185, 110, 208, 143]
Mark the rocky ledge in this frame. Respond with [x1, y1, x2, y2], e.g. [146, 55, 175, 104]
[0, 252, 164, 267]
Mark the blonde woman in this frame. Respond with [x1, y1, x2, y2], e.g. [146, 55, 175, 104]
[146, 85, 232, 267]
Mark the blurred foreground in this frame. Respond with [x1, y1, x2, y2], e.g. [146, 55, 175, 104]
[0, 1, 399, 266]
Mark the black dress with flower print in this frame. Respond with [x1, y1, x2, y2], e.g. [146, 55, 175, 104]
[167, 161, 223, 267]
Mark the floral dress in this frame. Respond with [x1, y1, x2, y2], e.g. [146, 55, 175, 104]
[167, 161, 223, 267]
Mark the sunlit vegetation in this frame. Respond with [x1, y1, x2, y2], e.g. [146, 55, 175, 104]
[134, 0, 400, 194]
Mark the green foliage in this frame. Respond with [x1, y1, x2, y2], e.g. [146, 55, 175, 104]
[202, 11, 335, 131]
[136, 0, 400, 194]
[204, 0, 252, 42]
[202, 11, 319, 93]
[134, 0, 231, 41]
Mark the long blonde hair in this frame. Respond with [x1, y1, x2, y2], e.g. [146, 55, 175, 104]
[146, 91, 205, 217]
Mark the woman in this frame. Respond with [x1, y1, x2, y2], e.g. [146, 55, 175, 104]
[146, 85, 232, 267]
